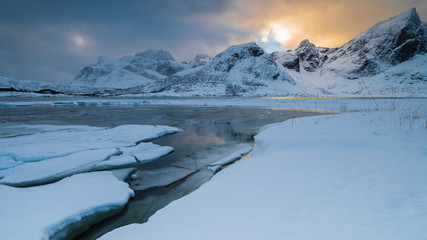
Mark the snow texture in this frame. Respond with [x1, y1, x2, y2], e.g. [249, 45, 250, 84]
[100, 107, 427, 240]
[0, 171, 134, 240]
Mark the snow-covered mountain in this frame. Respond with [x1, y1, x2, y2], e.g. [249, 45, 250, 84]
[150, 43, 295, 96]
[185, 54, 212, 68]
[274, 8, 427, 79]
[108, 8, 427, 96]
[69, 49, 186, 89]
[0, 76, 61, 94]
[271, 8, 427, 96]
[1, 8, 426, 97]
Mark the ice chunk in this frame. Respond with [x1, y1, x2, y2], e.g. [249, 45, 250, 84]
[0, 148, 118, 187]
[121, 142, 174, 162]
[0, 171, 134, 240]
[95, 155, 138, 170]
[111, 168, 136, 181]
[0, 124, 179, 164]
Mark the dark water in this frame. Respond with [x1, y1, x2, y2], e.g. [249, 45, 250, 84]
[0, 103, 320, 239]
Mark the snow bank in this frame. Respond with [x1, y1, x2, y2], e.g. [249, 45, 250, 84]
[0, 171, 134, 240]
[208, 145, 252, 172]
[100, 110, 427, 240]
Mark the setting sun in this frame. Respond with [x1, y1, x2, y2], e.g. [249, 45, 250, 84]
[260, 22, 294, 46]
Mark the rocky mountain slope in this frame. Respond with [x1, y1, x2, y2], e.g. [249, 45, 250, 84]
[274, 8, 427, 80]
[147, 42, 296, 96]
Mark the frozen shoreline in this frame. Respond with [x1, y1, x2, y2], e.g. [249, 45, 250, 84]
[1, 96, 426, 114]
[100, 105, 427, 240]
[1, 98, 426, 239]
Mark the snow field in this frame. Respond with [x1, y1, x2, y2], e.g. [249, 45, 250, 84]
[100, 109, 427, 240]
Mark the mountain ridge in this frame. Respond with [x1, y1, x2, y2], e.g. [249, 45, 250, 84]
[2, 8, 426, 97]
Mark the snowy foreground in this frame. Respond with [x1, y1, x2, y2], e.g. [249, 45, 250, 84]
[0, 124, 179, 239]
[0, 172, 134, 240]
[101, 108, 427, 239]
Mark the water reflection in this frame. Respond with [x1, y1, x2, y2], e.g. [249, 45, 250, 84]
[0, 104, 321, 240]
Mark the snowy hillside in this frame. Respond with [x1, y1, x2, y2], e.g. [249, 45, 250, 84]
[0, 76, 59, 93]
[69, 49, 186, 89]
[185, 54, 212, 68]
[148, 42, 295, 96]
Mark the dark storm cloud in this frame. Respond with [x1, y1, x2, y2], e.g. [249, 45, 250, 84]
[0, 0, 248, 84]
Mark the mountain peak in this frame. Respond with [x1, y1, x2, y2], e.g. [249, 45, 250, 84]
[207, 42, 267, 73]
[323, 7, 427, 78]
[395, 8, 421, 25]
[134, 49, 175, 61]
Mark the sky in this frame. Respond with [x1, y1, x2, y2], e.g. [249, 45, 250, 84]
[0, 0, 426, 84]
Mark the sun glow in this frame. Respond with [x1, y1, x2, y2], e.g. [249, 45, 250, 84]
[72, 35, 85, 47]
[260, 22, 293, 46]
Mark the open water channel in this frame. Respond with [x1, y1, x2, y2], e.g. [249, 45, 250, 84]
[0, 100, 322, 239]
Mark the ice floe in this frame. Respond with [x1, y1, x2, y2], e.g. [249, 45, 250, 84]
[0, 124, 178, 187]
[120, 142, 174, 162]
[94, 155, 138, 171]
[0, 171, 134, 240]
[0, 148, 118, 187]
[0, 124, 178, 163]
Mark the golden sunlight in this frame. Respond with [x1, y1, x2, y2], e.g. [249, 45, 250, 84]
[260, 22, 296, 46]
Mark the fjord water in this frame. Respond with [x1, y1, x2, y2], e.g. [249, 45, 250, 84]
[0, 101, 320, 239]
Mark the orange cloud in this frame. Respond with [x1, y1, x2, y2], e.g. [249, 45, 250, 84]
[225, 0, 427, 49]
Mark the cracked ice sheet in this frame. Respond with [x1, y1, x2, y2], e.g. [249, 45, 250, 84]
[0, 124, 179, 164]
[100, 111, 427, 240]
[0, 149, 118, 186]
[0, 171, 134, 240]
[0, 124, 178, 186]
[121, 143, 174, 162]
